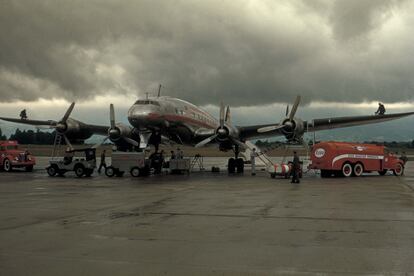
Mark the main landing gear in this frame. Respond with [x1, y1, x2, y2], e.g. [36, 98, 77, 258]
[227, 144, 244, 173]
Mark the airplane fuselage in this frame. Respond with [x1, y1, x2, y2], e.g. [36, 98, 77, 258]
[127, 96, 219, 145]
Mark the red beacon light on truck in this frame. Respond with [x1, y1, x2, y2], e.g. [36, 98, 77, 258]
[0, 140, 36, 172]
[308, 141, 404, 177]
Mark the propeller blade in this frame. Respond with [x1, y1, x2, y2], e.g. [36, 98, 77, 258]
[61, 102, 75, 123]
[195, 134, 218, 148]
[219, 102, 225, 128]
[122, 136, 139, 147]
[225, 105, 231, 123]
[289, 95, 301, 121]
[257, 124, 285, 133]
[92, 137, 109, 149]
[110, 104, 115, 129]
[286, 105, 289, 117]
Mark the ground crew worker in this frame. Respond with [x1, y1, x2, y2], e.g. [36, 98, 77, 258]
[250, 148, 257, 176]
[170, 150, 176, 160]
[375, 103, 386, 115]
[63, 147, 74, 165]
[20, 109, 27, 120]
[176, 148, 183, 159]
[400, 151, 408, 165]
[98, 150, 107, 174]
[291, 151, 300, 184]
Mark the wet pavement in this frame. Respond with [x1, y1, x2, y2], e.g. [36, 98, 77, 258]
[0, 158, 414, 275]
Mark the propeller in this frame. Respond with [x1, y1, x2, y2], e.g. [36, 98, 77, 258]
[289, 95, 301, 121]
[257, 95, 301, 134]
[53, 102, 76, 133]
[195, 103, 243, 148]
[106, 104, 139, 147]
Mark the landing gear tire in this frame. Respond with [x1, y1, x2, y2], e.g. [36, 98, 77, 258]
[105, 166, 115, 177]
[228, 158, 236, 173]
[341, 163, 353, 177]
[378, 169, 388, 176]
[130, 167, 140, 177]
[236, 158, 244, 173]
[47, 165, 57, 177]
[74, 165, 85, 178]
[3, 159, 12, 172]
[353, 163, 364, 177]
[26, 165, 33, 172]
[393, 163, 404, 176]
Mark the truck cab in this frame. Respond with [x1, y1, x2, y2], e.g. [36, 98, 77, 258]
[0, 140, 36, 172]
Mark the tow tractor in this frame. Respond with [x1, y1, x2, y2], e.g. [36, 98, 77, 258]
[46, 147, 96, 177]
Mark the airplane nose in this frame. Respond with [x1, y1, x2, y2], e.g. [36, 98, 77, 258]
[128, 105, 161, 128]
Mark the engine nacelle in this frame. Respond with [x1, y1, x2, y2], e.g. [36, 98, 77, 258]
[108, 123, 133, 142]
[216, 124, 239, 142]
[280, 118, 304, 141]
[61, 119, 94, 141]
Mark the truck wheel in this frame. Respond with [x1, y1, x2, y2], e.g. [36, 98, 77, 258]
[47, 165, 57, 177]
[105, 166, 115, 177]
[130, 167, 140, 177]
[353, 163, 364, 177]
[74, 165, 85, 178]
[341, 163, 353, 177]
[378, 169, 388, 176]
[393, 163, 404, 176]
[26, 165, 34, 172]
[3, 158, 12, 172]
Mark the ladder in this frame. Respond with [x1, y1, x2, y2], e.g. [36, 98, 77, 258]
[190, 154, 204, 171]
[243, 141, 273, 168]
[51, 133, 62, 160]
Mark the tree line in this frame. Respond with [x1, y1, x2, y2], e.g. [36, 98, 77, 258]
[0, 127, 55, 144]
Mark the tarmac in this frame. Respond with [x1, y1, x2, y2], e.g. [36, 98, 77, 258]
[1, 157, 414, 275]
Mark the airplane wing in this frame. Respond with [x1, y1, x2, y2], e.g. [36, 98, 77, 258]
[304, 112, 414, 132]
[238, 111, 414, 140]
[0, 116, 109, 136]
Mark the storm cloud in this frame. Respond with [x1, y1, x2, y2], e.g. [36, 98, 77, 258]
[0, 0, 413, 106]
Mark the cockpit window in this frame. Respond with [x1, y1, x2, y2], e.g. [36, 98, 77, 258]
[134, 100, 160, 106]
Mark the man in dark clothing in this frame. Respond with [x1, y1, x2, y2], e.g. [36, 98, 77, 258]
[400, 152, 408, 165]
[291, 151, 300, 184]
[20, 109, 27, 120]
[375, 103, 386, 115]
[98, 150, 107, 174]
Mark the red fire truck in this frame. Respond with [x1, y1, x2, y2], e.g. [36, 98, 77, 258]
[0, 140, 36, 172]
[308, 141, 404, 177]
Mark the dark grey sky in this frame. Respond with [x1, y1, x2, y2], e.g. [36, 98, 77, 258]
[0, 0, 413, 106]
